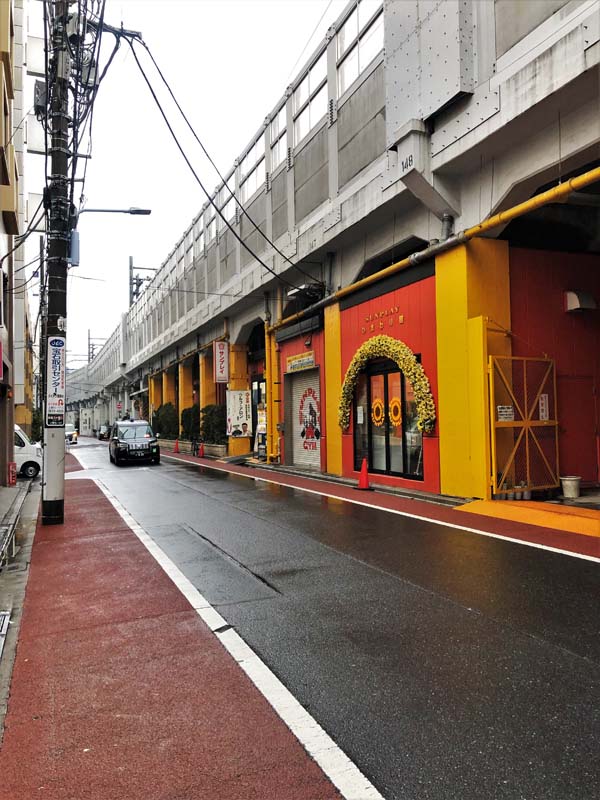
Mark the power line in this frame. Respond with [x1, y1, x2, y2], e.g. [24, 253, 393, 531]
[285, 0, 335, 84]
[124, 37, 301, 293]
[136, 38, 322, 289]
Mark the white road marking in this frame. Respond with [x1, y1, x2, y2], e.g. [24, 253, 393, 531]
[94, 478, 384, 800]
[162, 454, 600, 564]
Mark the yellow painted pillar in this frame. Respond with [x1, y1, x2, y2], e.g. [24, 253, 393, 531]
[162, 369, 176, 406]
[265, 324, 274, 463]
[228, 344, 250, 457]
[199, 352, 216, 408]
[435, 238, 511, 499]
[324, 303, 343, 476]
[150, 374, 163, 418]
[178, 359, 194, 435]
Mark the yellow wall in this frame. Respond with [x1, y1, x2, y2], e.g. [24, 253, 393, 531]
[228, 344, 250, 456]
[199, 352, 216, 407]
[324, 303, 343, 475]
[436, 238, 511, 499]
[178, 359, 194, 434]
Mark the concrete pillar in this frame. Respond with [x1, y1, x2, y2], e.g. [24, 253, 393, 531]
[199, 352, 216, 408]
[435, 238, 511, 499]
[324, 303, 342, 475]
[228, 344, 250, 457]
[178, 358, 194, 435]
[149, 373, 163, 420]
[162, 369, 176, 406]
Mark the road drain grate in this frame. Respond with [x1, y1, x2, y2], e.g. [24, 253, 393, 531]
[0, 611, 10, 662]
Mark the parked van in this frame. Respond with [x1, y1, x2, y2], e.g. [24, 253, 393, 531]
[14, 425, 42, 478]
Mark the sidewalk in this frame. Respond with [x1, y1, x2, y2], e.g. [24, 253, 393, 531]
[0, 471, 375, 800]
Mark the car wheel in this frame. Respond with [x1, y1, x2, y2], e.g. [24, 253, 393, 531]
[152, 457, 160, 465]
[114, 453, 120, 466]
[22, 462, 40, 479]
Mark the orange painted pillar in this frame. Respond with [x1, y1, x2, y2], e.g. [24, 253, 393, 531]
[228, 344, 250, 457]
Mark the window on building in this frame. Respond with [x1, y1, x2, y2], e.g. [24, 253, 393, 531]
[241, 158, 265, 204]
[337, 1, 383, 97]
[270, 106, 287, 171]
[293, 49, 328, 145]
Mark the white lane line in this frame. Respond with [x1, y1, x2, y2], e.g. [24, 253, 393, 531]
[162, 454, 600, 564]
[93, 478, 384, 800]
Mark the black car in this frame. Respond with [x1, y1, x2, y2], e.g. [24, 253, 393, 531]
[109, 420, 160, 466]
[97, 424, 109, 440]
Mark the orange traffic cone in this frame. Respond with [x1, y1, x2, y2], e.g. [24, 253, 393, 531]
[174, 438, 179, 454]
[357, 457, 371, 490]
[199, 442, 204, 458]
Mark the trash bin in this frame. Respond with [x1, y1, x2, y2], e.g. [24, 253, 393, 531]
[560, 476, 581, 499]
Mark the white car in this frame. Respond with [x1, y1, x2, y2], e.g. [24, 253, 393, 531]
[14, 425, 42, 478]
[65, 423, 78, 444]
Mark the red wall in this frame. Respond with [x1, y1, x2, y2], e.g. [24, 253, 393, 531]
[510, 248, 600, 482]
[340, 276, 440, 493]
[278, 330, 327, 470]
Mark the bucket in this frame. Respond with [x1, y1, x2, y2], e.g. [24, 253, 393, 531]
[560, 476, 581, 499]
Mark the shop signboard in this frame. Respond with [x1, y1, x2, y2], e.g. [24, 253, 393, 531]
[227, 390, 252, 437]
[286, 351, 315, 373]
[214, 340, 229, 383]
[46, 336, 66, 426]
[539, 394, 549, 421]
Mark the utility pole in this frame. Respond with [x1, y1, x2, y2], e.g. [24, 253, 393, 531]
[42, 2, 71, 525]
[129, 256, 155, 306]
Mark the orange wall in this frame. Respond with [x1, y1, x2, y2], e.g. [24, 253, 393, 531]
[339, 276, 440, 493]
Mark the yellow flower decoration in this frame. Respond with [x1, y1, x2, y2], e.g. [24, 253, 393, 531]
[389, 397, 402, 427]
[338, 335, 436, 433]
[371, 398, 385, 426]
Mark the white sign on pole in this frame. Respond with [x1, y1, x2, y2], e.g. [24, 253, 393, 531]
[46, 336, 66, 426]
[213, 340, 229, 383]
[226, 390, 252, 437]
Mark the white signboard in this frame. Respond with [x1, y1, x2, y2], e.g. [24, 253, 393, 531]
[497, 405, 514, 422]
[539, 394, 549, 421]
[226, 390, 252, 437]
[46, 336, 66, 426]
[213, 340, 229, 383]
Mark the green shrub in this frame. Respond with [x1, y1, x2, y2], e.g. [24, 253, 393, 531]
[152, 402, 179, 438]
[200, 404, 227, 444]
[181, 405, 200, 440]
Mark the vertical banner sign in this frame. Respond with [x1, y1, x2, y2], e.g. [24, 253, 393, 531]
[46, 336, 66, 426]
[226, 390, 252, 437]
[213, 340, 229, 383]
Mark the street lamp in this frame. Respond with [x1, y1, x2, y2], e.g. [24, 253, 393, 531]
[77, 207, 152, 216]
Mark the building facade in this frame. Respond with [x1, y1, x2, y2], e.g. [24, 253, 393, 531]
[67, 0, 600, 499]
[0, 0, 22, 485]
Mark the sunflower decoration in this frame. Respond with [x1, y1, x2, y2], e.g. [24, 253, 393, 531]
[338, 335, 436, 433]
[371, 398, 385, 427]
[389, 397, 402, 427]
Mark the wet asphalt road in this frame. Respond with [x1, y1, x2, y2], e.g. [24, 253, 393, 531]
[72, 440, 600, 800]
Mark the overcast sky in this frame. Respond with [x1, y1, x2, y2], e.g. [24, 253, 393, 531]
[27, 0, 349, 368]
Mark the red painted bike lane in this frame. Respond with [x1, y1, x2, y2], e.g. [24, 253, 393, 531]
[0, 478, 343, 800]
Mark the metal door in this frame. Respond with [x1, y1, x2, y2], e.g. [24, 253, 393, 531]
[489, 356, 559, 495]
[291, 369, 321, 469]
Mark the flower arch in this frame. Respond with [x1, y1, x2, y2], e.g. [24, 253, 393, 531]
[338, 335, 436, 433]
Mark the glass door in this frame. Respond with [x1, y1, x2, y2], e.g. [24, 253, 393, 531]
[353, 361, 424, 479]
[370, 374, 387, 471]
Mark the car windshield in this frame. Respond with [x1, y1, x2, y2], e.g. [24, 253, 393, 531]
[118, 424, 153, 440]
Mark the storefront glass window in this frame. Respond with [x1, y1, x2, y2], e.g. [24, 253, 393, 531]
[354, 373, 368, 467]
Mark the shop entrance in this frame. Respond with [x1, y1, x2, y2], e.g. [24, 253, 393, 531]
[289, 369, 321, 469]
[353, 360, 423, 478]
